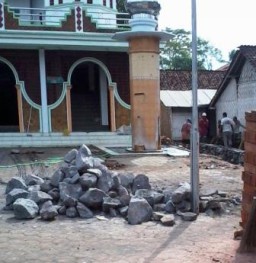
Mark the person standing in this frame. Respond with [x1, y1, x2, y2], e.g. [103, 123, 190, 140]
[181, 119, 192, 147]
[199, 112, 209, 143]
[233, 116, 246, 148]
[221, 112, 235, 148]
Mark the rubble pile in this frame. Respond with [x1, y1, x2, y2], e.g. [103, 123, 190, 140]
[3, 144, 241, 226]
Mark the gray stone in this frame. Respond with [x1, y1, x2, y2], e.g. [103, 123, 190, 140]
[76, 202, 94, 219]
[132, 174, 151, 194]
[13, 198, 39, 219]
[27, 190, 53, 205]
[175, 200, 191, 212]
[47, 188, 60, 202]
[118, 194, 131, 207]
[50, 169, 65, 187]
[40, 180, 53, 193]
[6, 188, 29, 206]
[127, 197, 153, 225]
[152, 212, 165, 221]
[78, 144, 92, 157]
[63, 196, 77, 207]
[79, 188, 108, 208]
[75, 145, 94, 172]
[79, 173, 97, 190]
[40, 200, 58, 221]
[87, 168, 102, 178]
[119, 206, 128, 217]
[165, 200, 176, 213]
[59, 182, 83, 201]
[96, 170, 114, 193]
[171, 182, 191, 204]
[65, 166, 80, 179]
[58, 205, 66, 215]
[153, 203, 166, 212]
[181, 212, 198, 221]
[200, 189, 218, 197]
[135, 189, 164, 206]
[69, 173, 80, 184]
[64, 149, 78, 163]
[109, 208, 117, 217]
[25, 174, 44, 186]
[28, 185, 41, 192]
[112, 173, 121, 190]
[66, 207, 78, 218]
[118, 185, 129, 196]
[160, 214, 175, 226]
[118, 172, 135, 191]
[5, 177, 27, 194]
[102, 197, 121, 212]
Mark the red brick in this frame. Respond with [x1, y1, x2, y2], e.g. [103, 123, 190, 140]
[242, 171, 256, 187]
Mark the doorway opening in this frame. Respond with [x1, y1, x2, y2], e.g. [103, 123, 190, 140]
[71, 61, 110, 132]
[0, 62, 19, 132]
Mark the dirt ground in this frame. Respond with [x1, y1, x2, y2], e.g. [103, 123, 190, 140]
[0, 147, 255, 263]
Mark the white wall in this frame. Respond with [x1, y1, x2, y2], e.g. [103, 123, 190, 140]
[237, 61, 256, 125]
[171, 109, 191, 140]
[215, 78, 237, 123]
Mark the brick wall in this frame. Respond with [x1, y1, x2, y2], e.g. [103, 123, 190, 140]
[241, 111, 256, 227]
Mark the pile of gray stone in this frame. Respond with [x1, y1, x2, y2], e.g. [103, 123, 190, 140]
[3, 144, 241, 226]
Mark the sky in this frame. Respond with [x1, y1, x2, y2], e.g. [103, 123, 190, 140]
[157, 0, 256, 69]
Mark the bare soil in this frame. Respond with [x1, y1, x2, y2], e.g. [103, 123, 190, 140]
[0, 147, 255, 263]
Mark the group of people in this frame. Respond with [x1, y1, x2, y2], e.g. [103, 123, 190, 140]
[181, 112, 209, 147]
[218, 112, 245, 148]
[181, 111, 245, 149]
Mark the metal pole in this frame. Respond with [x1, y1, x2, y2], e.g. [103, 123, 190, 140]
[191, 0, 199, 214]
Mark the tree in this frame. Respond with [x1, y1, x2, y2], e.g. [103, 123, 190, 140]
[160, 28, 224, 70]
[116, 0, 126, 13]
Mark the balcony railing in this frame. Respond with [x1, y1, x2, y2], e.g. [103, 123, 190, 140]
[8, 5, 131, 30]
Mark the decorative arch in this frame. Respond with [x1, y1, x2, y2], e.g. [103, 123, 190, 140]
[59, 57, 130, 132]
[0, 56, 41, 132]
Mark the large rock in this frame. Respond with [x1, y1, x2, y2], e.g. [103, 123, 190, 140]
[50, 170, 65, 187]
[135, 189, 164, 206]
[24, 174, 44, 186]
[59, 182, 83, 201]
[27, 190, 53, 205]
[75, 145, 94, 172]
[132, 174, 151, 194]
[96, 170, 114, 193]
[5, 177, 27, 194]
[40, 200, 58, 221]
[64, 149, 78, 164]
[171, 182, 191, 204]
[76, 202, 94, 218]
[6, 188, 29, 206]
[127, 197, 153, 225]
[79, 173, 97, 190]
[79, 188, 107, 208]
[13, 198, 39, 219]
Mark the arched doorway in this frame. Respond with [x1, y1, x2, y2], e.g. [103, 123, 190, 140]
[0, 62, 19, 132]
[71, 61, 110, 132]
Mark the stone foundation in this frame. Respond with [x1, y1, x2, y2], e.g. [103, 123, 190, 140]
[200, 144, 244, 165]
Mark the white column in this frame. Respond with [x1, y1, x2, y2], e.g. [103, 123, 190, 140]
[39, 49, 49, 133]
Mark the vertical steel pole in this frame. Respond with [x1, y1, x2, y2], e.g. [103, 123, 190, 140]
[191, 0, 199, 214]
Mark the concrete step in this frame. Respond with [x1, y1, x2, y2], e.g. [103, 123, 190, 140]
[0, 132, 132, 148]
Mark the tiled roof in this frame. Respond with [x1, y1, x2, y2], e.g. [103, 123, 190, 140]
[239, 45, 256, 69]
[210, 45, 256, 106]
[160, 70, 226, 91]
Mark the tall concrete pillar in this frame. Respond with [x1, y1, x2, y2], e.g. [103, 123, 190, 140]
[129, 36, 161, 150]
[113, 0, 171, 151]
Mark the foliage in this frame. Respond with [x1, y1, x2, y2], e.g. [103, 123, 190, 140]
[116, 0, 126, 13]
[160, 28, 224, 70]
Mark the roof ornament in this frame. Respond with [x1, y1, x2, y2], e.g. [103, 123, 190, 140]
[125, 0, 161, 18]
